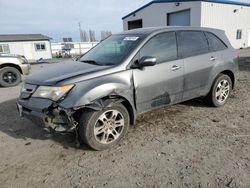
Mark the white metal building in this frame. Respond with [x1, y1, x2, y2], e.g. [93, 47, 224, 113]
[122, 0, 250, 49]
[0, 34, 52, 61]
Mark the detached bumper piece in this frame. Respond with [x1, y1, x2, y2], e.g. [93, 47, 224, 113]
[43, 107, 78, 132]
[17, 99, 78, 133]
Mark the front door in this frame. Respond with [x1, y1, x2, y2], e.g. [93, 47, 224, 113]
[132, 32, 184, 113]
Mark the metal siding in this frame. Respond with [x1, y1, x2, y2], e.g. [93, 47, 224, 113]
[123, 1, 201, 30]
[0, 41, 52, 61]
[248, 29, 250, 47]
[201, 1, 250, 48]
[122, 0, 250, 20]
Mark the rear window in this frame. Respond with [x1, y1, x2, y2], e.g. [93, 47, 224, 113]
[177, 31, 209, 58]
[205, 32, 227, 51]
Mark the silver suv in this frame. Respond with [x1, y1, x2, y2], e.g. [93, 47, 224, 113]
[18, 27, 238, 150]
[0, 54, 30, 87]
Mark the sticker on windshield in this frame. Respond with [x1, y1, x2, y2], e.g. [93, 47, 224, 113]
[124, 37, 139, 41]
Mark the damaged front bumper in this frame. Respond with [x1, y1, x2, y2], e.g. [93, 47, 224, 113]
[17, 98, 78, 132]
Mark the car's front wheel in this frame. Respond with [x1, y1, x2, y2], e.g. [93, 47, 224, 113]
[78, 103, 130, 150]
[205, 74, 232, 107]
[0, 67, 22, 87]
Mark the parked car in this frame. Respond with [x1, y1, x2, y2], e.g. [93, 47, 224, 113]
[0, 54, 30, 87]
[17, 27, 238, 150]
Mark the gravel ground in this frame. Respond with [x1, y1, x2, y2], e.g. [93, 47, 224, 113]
[0, 54, 250, 188]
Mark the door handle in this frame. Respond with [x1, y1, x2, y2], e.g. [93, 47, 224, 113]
[171, 65, 181, 71]
[210, 56, 217, 61]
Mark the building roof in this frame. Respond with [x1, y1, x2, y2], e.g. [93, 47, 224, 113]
[0, 34, 51, 42]
[122, 0, 250, 20]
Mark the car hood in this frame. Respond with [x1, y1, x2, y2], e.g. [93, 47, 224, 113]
[25, 60, 112, 86]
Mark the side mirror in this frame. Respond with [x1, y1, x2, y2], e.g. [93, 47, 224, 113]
[139, 56, 157, 67]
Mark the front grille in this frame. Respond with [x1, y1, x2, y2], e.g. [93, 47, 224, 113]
[20, 83, 37, 99]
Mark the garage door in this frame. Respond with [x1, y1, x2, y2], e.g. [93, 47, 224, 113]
[167, 9, 190, 26]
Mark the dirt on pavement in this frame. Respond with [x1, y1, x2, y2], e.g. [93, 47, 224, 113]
[0, 58, 250, 188]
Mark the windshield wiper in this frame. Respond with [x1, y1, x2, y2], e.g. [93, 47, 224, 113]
[80, 60, 100, 65]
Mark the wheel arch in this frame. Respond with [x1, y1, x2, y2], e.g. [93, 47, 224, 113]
[220, 70, 235, 89]
[73, 95, 136, 126]
[0, 63, 23, 74]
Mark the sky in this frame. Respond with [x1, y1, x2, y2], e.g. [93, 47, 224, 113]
[0, 0, 149, 42]
[0, 0, 248, 42]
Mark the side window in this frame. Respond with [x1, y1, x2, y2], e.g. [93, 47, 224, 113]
[35, 43, 46, 51]
[0, 44, 10, 53]
[139, 32, 177, 63]
[205, 32, 227, 51]
[236, 29, 242, 40]
[177, 31, 209, 58]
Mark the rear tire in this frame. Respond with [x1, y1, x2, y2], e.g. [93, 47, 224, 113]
[204, 74, 232, 107]
[0, 67, 22, 87]
[78, 103, 130, 150]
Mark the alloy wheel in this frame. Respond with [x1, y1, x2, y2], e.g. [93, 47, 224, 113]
[215, 79, 230, 104]
[94, 109, 125, 144]
[2, 71, 18, 84]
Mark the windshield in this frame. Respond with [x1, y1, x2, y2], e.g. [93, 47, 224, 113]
[79, 34, 146, 66]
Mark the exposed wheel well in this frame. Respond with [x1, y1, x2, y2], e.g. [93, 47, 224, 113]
[120, 98, 135, 125]
[0, 63, 23, 74]
[220, 70, 235, 89]
[73, 96, 135, 126]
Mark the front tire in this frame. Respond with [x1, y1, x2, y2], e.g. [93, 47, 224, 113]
[0, 67, 22, 87]
[204, 74, 232, 107]
[78, 103, 130, 150]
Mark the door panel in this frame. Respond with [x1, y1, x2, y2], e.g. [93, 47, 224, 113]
[132, 31, 184, 113]
[133, 59, 184, 113]
[182, 53, 214, 100]
[177, 31, 213, 100]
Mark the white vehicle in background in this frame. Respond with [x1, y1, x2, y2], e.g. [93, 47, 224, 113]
[0, 54, 30, 87]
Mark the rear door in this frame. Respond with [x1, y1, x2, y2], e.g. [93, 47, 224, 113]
[132, 32, 184, 113]
[177, 31, 213, 100]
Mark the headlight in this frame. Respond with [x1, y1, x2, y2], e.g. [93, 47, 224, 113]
[32, 84, 74, 101]
[18, 58, 25, 64]
[19, 57, 29, 64]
